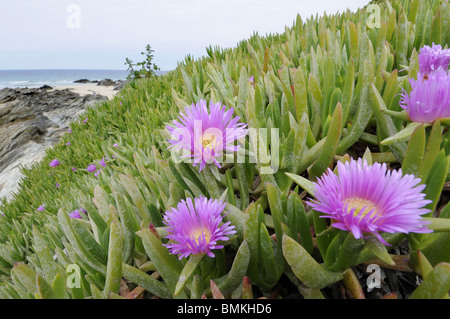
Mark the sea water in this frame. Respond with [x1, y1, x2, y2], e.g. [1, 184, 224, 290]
[0, 69, 130, 89]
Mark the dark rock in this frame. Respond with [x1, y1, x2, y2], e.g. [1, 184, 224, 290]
[73, 79, 92, 83]
[40, 85, 53, 90]
[97, 78, 116, 86]
[113, 80, 130, 91]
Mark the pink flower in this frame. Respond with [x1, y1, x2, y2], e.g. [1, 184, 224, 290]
[69, 208, 86, 219]
[400, 68, 450, 123]
[308, 158, 432, 245]
[163, 196, 236, 259]
[94, 169, 102, 178]
[166, 100, 248, 172]
[49, 159, 60, 167]
[418, 43, 450, 77]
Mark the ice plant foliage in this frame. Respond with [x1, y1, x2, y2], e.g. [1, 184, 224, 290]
[308, 159, 432, 245]
[166, 100, 248, 172]
[399, 68, 450, 123]
[418, 43, 450, 77]
[162, 196, 236, 259]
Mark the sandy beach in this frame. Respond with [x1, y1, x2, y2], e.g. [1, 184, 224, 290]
[51, 84, 119, 99]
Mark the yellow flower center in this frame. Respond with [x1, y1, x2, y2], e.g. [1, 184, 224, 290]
[345, 197, 378, 218]
[201, 133, 217, 149]
[191, 228, 212, 245]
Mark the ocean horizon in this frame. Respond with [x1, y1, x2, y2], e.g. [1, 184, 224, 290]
[0, 69, 166, 89]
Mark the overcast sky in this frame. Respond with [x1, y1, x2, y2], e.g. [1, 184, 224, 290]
[0, 0, 370, 71]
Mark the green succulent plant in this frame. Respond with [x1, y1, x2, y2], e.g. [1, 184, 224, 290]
[0, 0, 449, 300]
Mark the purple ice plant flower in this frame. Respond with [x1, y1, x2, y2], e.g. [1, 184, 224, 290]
[162, 196, 236, 259]
[83, 118, 88, 123]
[86, 164, 97, 172]
[399, 68, 450, 123]
[69, 209, 82, 219]
[94, 169, 102, 178]
[49, 159, 60, 167]
[113, 143, 119, 148]
[307, 158, 432, 245]
[166, 100, 248, 172]
[66, 142, 71, 146]
[37, 204, 45, 212]
[418, 43, 450, 77]
[68, 128, 72, 134]
[99, 158, 106, 167]
[69, 208, 87, 219]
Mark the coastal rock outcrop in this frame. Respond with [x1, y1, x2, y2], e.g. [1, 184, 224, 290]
[97, 78, 116, 86]
[0, 87, 107, 201]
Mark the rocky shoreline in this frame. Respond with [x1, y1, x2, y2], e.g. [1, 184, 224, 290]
[73, 78, 130, 91]
[0, 82, 117, 202]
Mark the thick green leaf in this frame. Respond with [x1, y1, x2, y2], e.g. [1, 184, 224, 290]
[380, 122, 426, 146]
[259, 223, 281, 286]
[401, 124, 425, 176]
[369, 83, 407, 162]
[12, 263, 38, 297]
[423, 217, 450, 232]
[115, 193, 137, 263]
[119, 174, 151, 224]
[103, 220, 123, 298]
[282, 235, 343, 289]
[337, 60, 373, 154]
[57, 209, 106, 275]
[32, 225, 60, 283]
[424, 151, 449, 213]
[420, 121, 442, 181]
[309, 103, 342, 179]
[207, 240, 250, 297]
[287, 192, 314, 254]
[122, 263, 172, 299]
[285, 173, 316, 196]
[174, 253, 204, 296]
[266, 183, 285, 253]
[37, 274, 57, 299]
[93, 185, 112, 225]
[364, 234, 395, 266]
[409, 263, 450, 299]
[138, 227, 185, 297]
